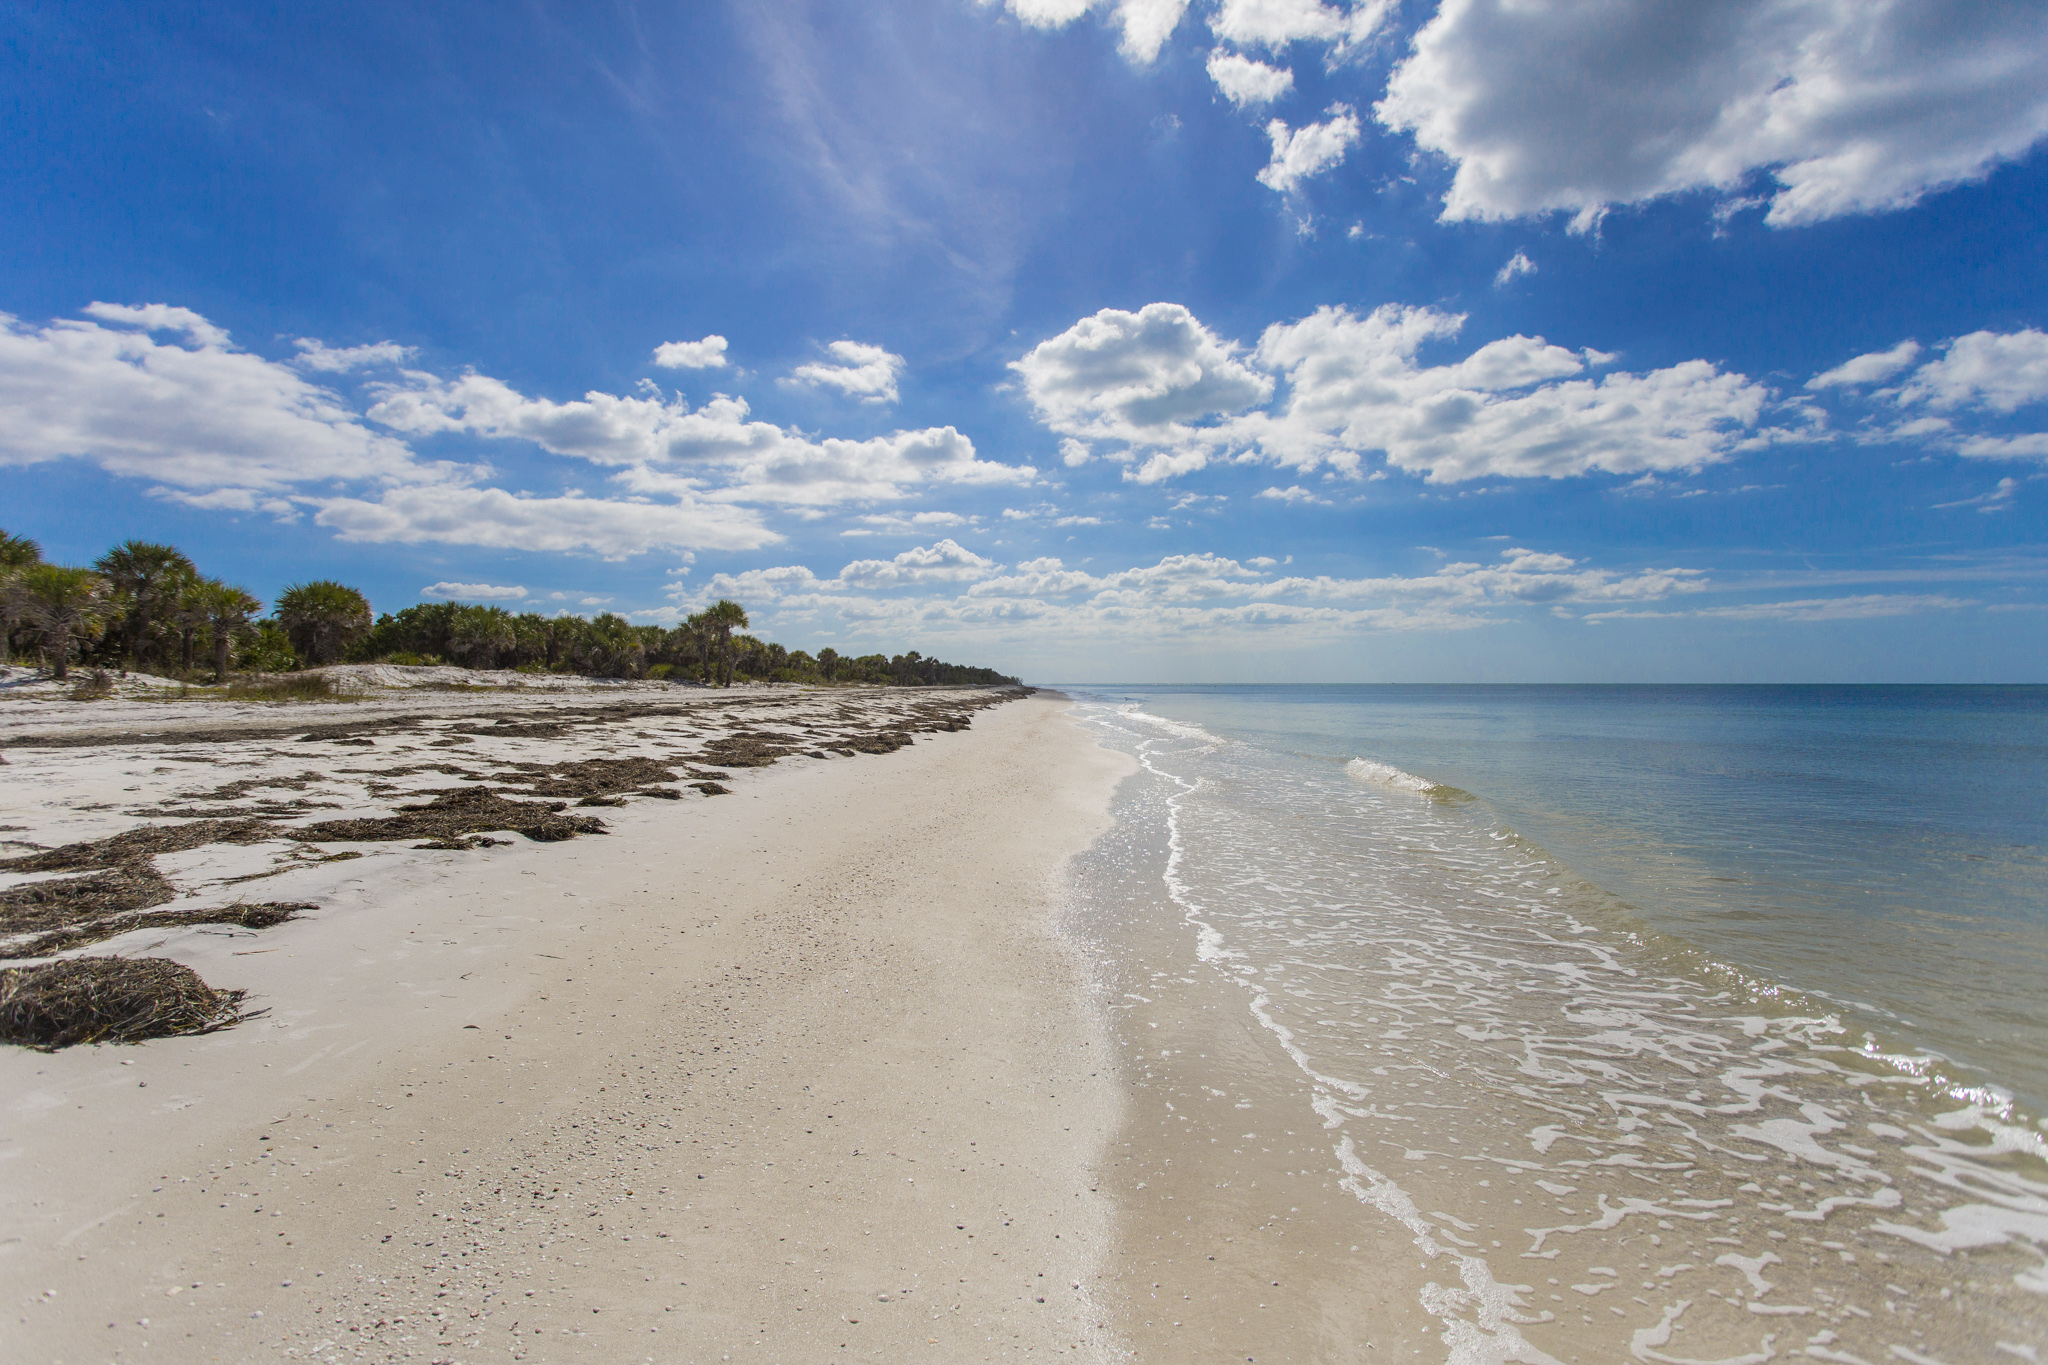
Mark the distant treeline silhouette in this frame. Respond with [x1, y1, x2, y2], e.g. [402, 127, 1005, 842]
[0, 529, 1018, 688]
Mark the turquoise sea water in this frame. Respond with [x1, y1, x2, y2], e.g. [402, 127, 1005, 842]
[1063, 684, 2048, 1360]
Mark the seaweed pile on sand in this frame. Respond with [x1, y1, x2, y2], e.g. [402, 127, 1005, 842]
[0, 956, 255, 1049]
[482, 755, 685, 803]
[4, 901, 310, 961]
[0, 823, 312, 957]
[295, 786, 609, 848]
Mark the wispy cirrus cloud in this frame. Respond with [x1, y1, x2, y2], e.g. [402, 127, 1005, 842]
[1585, 594, 1972, 624]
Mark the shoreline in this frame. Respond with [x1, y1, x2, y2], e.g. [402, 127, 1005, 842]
[2, 686, 1137, 1362]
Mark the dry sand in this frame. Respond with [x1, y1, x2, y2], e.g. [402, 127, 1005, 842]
[0, 683, 1137, 1363]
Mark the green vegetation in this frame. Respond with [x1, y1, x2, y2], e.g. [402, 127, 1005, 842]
[226, 672, 335, 701]
[359, 598, 1017, 686]
[275, 580, 372, 665]
[0, 527, 1018, 688]
[11, 565, 111, 681]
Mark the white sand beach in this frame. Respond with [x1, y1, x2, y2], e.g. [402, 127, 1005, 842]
[1, 683, 1135, 1363]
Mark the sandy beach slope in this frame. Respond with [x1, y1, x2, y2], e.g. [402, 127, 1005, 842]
[0, 684, 1134, 1363]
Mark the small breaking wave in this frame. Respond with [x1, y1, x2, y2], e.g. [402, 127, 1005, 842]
[1112, 704, 1230, 746]
[1344, 756, 1470, 801]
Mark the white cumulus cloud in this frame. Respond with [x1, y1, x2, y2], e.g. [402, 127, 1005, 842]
[293, 338, 416, 372]
[1206, 50, 1295, 107]
[1250, 304, 1771, 483]
[1016, 299, 1773, 485]
[1809, 328, 2048, 462]
[312, 485, 774, 558]
[837, 538, 999, 588]
[1493, 250, 1536, 287]
[0, 305, 446, 492]
[986, 0, 1190, 63]
[1376, 0, 2048, 229]
[786, 340, 907, 403]
[1258, 484, 1330, 505]
[1011, 302, 1273, 464]
[422, 581, 529, 601]
[1808, 340, 1923, 390]
[0, 301, 1035, 556]
[1256, 104, 1361, 193]
[652, 335, 729, 369]
[1209, 0, 1390, 56]
[370, 373, 1033, 504]
[1895, 329, 2048, 413]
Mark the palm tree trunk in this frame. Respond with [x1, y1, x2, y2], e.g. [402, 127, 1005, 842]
[213, 632, 232, 682]
[51, 625, 71, 680]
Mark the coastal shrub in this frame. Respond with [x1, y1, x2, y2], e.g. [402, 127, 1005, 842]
[10, 529, 1023, 688]
[227, 672, 336, 701]
[69, 668, 115, 700]
[235, 620, 299, 673]
[0, 956, 253, 1049]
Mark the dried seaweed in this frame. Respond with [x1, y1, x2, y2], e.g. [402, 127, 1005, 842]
[221, 850, 361, 883]
[0, 956, 255, 1049]
[0, 819, 277, 874]
[0, 863, 179, 936]
[189, 771, 330, 802]
[453, 719, 575, 739]
[294, 786, 607, 845]
[4, 901, 312, 959]
[693, 733, 798, 767]
[488, 756, 679, 799]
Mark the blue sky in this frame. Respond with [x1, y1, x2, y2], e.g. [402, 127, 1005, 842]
[5, 0, 2046, 681]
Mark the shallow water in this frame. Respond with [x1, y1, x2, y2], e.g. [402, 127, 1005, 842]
[1064, 686, 2048, 1363]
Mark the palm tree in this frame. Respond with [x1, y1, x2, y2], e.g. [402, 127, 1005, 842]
[275, 581, 372, 665]
[94, 541, 195, 671]
[169, 576, 211, 674]
[10, 565, 110, 680]
[192, 579, 262, 681]
[0, 528, 40, 665]
[0, 529, 39, 570]
[449, 604, 517, 670]
[702, 598, 748, 687]
[583, 612, 645, 678]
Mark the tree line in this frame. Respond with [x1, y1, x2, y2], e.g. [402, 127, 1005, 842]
[0, 530, 1018, 688]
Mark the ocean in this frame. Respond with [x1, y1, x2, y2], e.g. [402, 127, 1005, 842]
[1061, 685, 2047, 1363]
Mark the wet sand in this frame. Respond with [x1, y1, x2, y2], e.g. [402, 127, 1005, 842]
[0, 684, 1135, 1363]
